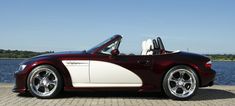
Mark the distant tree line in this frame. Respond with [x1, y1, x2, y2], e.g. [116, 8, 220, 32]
[206, 54, 235, 61]
[0, 49, 54, 58]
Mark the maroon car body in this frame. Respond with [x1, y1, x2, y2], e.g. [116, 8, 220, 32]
[13, 35, 215, 99]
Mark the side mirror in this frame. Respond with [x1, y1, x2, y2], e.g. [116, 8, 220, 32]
[111, 49, 120, 56]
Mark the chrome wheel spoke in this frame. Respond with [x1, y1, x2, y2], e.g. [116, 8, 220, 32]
[182, 86, 189, 95]
[44, 86, 50, 93]
[170, 78, 178, 83]
[184, 78, 192, 84]
[35, 74, 43, 81]
[179, 71, 185, 79]
[49, 80, 56, 86]
[171, 86, 178, 93]
[35, 84, 40, 90]
[45, 70, 52, 78]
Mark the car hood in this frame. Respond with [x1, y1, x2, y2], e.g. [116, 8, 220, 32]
[21, 50, 87, 65]
[35, 50, 87, 57]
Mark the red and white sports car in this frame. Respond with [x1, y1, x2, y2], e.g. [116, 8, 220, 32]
[13, 35, 215, 100]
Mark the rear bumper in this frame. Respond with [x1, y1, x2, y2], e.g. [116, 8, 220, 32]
[199, 68, 216, 87]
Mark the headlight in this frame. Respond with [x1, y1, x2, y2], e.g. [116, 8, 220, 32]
[18, 65, 27, 71]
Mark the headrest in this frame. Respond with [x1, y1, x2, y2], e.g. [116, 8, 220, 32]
[141, 41, 147, 55]
[146, 39, 153, 50]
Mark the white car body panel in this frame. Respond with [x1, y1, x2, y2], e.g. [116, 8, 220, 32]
[90, 61, 142, 84]
[62, 60, 143, 87]
[62, 60, 90, 83]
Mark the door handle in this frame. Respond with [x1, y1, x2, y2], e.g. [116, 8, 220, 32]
[137, 60, 150, 65]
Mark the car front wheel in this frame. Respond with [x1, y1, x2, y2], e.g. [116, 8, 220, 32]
[27, 65, 62, 98]
[163, 65, 199, 100]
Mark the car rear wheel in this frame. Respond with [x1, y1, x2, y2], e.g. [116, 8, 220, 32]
[27, 65, 62, 98]
[163, 65, 199, 100]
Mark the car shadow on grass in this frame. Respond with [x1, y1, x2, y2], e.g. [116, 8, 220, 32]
[17, 88, 235, 101]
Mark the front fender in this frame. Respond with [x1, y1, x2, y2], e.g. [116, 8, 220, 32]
[24, 58, 73, 90]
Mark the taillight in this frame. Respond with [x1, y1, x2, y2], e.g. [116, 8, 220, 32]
[205, 61, 212, 68]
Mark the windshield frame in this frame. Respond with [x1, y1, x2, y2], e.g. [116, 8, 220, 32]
[87, 35, 122, 54]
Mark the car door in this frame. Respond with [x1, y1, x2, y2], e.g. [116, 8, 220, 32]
[89, 55, 154, 87]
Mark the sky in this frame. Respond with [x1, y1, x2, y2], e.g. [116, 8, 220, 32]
[0, 0, 235, 54]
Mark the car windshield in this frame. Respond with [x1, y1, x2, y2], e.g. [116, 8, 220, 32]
[87, 36, 114, 54]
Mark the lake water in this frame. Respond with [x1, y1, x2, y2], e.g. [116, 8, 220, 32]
[0, 59, 234, 85]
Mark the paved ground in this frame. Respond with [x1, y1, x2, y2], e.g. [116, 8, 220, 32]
[0, 83, 235, 106]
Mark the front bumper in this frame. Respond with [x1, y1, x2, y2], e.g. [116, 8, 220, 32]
[12, 70, 28, 93]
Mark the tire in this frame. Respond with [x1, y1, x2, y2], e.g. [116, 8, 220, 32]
[162, 65, 199, 100]
[27, 65, 62, 99]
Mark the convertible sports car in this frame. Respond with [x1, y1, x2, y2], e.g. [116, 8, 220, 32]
[13, 35, 215, 100]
